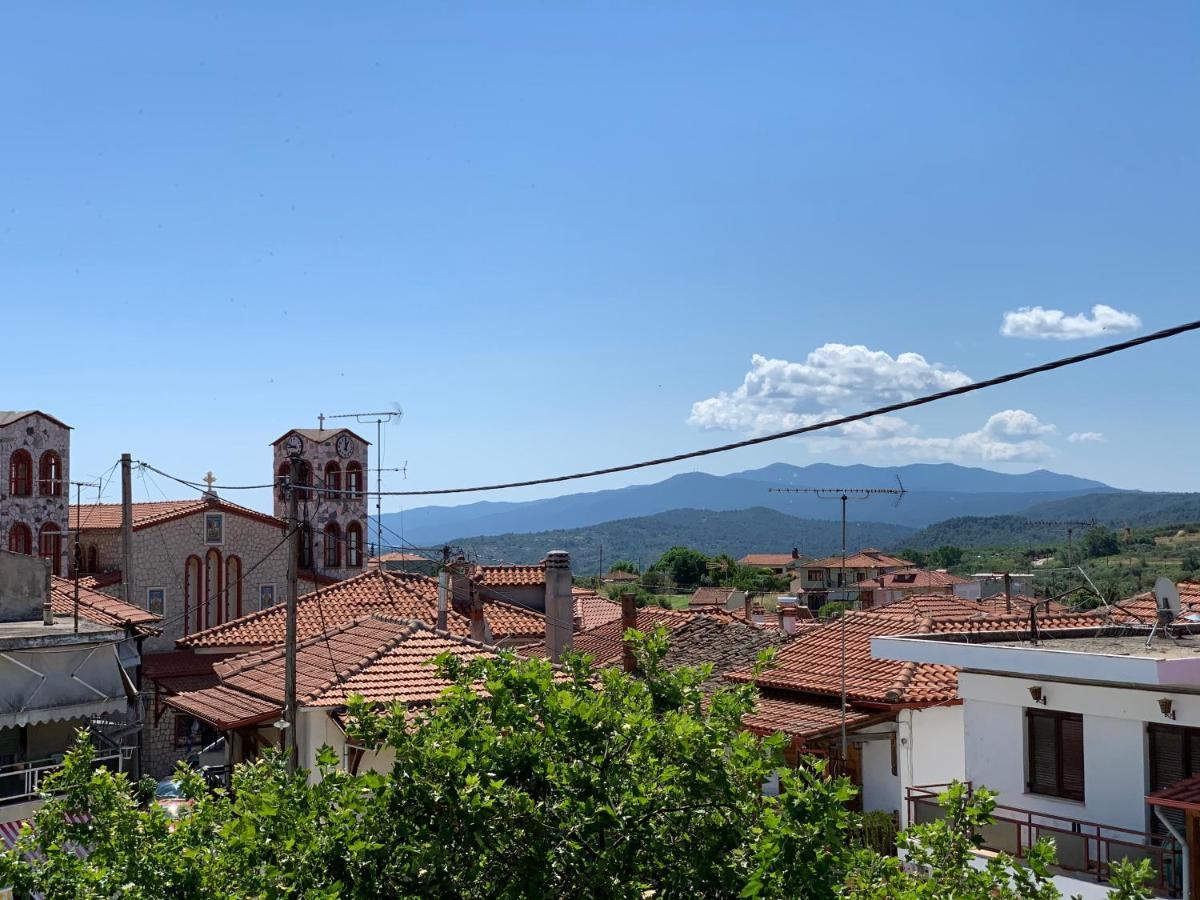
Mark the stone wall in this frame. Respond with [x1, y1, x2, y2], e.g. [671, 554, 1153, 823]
[82, 501, 292, 652]
[0, 412, 70, 576]
[142, 703, 216, 780]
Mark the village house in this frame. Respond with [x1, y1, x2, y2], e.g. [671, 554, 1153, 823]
[872, 590, 1200, 898]
[0, 550, 159, 833]
[847, 567, 974, 609]
[737, 550, 804, 578]
[71, 496, 297, 653]
[140, 559, 574, 777]
[3, 411, 70, 578]
[791, 548, 913, 610]
[162, 614, 507, 779]
[724, 596, 1107, 818]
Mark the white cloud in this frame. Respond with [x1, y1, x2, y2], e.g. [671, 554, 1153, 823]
[980, 409, 1056, 439]
[1068, 431, 1106, 444]
[688, 345, 971, 435]
[1000, 304, 1141, 340]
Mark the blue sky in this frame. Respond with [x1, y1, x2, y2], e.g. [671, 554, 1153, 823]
[2, 2, 1197, 516]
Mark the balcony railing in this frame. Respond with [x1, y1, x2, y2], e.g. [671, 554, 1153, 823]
[0, 747, 133, 807]
[907, 784, 1182, 896]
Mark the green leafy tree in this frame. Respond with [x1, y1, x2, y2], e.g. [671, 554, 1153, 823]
[899, 548, 929, 568]
[608, 559, 639, 574]
[1082, 526, 1121, 559]
[931, 545, 964, 569]
[649, 546, 710, 589]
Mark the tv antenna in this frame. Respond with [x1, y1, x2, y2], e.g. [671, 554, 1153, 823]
[325, 406, 403, 559]
[767, 478, 906, 759]
[1146, 576, 1183, 649]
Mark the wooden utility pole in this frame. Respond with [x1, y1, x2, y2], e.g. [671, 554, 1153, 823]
[436, 546, 449, 631]
[283, 457, 301, 773]
[120, 455, 134, 608]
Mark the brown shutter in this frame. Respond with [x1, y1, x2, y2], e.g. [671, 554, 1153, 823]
[1027, 711, 1058, 794]
[1060, 714, 1085, 800]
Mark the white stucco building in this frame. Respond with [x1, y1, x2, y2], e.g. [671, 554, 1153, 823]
[875, 622, 1200, 897]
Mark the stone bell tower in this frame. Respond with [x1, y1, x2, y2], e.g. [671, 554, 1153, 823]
[270, 422, 369, 578]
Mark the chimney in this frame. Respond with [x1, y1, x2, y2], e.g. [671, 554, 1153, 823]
[778, 596, 799, 635]
[468, 581, 486, 643]
[543, 550, 573, 662]
[743, 593, 752, 622]
[621, 592, 638, 674]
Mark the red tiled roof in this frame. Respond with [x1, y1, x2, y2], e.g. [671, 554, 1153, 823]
[572, 591, 623, 632]
[689, 587, 735, 608]
[851, 568, 972, 590]
[520, 607, 695, 664]
[870, 594, 990, 620]
[271, 427, 370, 446]
[166, 615, 505, 729]
[77, 572, 123, 591]
[0, 410, 70, 429]
[473, 564, 545, 588]
[48, 575, 161, 631]
[70, 498, 283, 532]
[726, 612, 961, 704]
[742, 694, 887, 741]
[602, 570, 640, 582]
[807, 549, 913, 570]
[972, 595, 1067, 616]
[1110, 582, 1200, 624]
[738, 554, 798, 568]
[142, 650, 227, 694]
[1148, 773, 1200, 811]
[177, 568, 544, 650]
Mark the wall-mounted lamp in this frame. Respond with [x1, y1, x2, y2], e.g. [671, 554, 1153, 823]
[1028, 685, 1047, 706]
[1158, 697, 1177, 721]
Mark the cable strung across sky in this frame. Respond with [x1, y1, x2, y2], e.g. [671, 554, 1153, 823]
[145, 318, 1200, 498]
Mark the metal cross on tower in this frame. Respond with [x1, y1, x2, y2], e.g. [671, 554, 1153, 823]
[767, 481, 906, 759]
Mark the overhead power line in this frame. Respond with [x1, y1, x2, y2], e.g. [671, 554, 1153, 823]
[148, 319, 1200, 498]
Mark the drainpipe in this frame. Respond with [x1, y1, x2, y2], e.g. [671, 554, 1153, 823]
[1154, 806, 1189, 900]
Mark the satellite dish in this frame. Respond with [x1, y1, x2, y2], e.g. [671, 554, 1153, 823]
[1155, 576, 1181, 624]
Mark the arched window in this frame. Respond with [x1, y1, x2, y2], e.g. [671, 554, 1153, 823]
[324, 461, 342, 497]
[86, 544, 98, 574]
[8, 522, 32, 555]
[38, 523, 62, 576]
[277, 461, 291, 501]
[9, 450, 32, 497]
[184, 555, 202, 635]
[295, 461, 312, 502]
[324, 523, 341, 568]
[205, 548, 223, 627]
[72, 542, 83, 576]
[38, 451, 62, 497]
[345, 462, 363, 500]
[346, 521, 363, 568]
[298, 523, 314, 570]
[225, 555, 242, 619]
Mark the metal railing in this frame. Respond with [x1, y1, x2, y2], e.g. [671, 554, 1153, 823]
[0, 747, 133, 806]
[906, 784, 1182, 895]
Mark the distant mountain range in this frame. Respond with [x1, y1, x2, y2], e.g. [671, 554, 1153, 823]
[379, 462, 1119, 546]
[439, 507, 918, 574]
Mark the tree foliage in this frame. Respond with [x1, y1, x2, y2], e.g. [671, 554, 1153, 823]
[649, 546, 711, 589]
[0, 648, 1156, 900]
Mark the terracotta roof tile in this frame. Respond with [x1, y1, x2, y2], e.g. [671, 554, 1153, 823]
[572, 591, 623, 632]
[70, 498, 284, 532]
[738, 554, 799, 568]
[851, 568, 972, 590]
[726, 612, 960, 704]
[472, 564, 546, 588]
[1110, 582, 1200, 625]
[742, 693, 887, 741]
[178, 568, 544, 650]
[869, 594, 990, 620]
[1148, 772, 1200, 811]
[806, 549, 913, 570]
[165, 615, 508, 729]
[48, 575, 161, 631]
[689, 587, 736, 608]
[521, 607, 696, 664]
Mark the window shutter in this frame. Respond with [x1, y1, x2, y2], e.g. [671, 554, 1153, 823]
[1151, 726, 1186, 792]
[1060, 715, 1085, 800]
[1027, 712, 1057, 794]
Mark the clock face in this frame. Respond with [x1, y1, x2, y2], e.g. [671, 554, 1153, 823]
[335, 434, 353, 459]
[284, 435, 304, 455]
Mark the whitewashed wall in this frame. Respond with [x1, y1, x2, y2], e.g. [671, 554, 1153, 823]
[897, 704, 965, 826]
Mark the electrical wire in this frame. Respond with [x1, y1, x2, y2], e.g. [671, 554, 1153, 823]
[141, 318, 1200, 497]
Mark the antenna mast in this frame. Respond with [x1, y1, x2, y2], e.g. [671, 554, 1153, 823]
[326, 408, 403, 560]
[768, 480, 906, 760]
